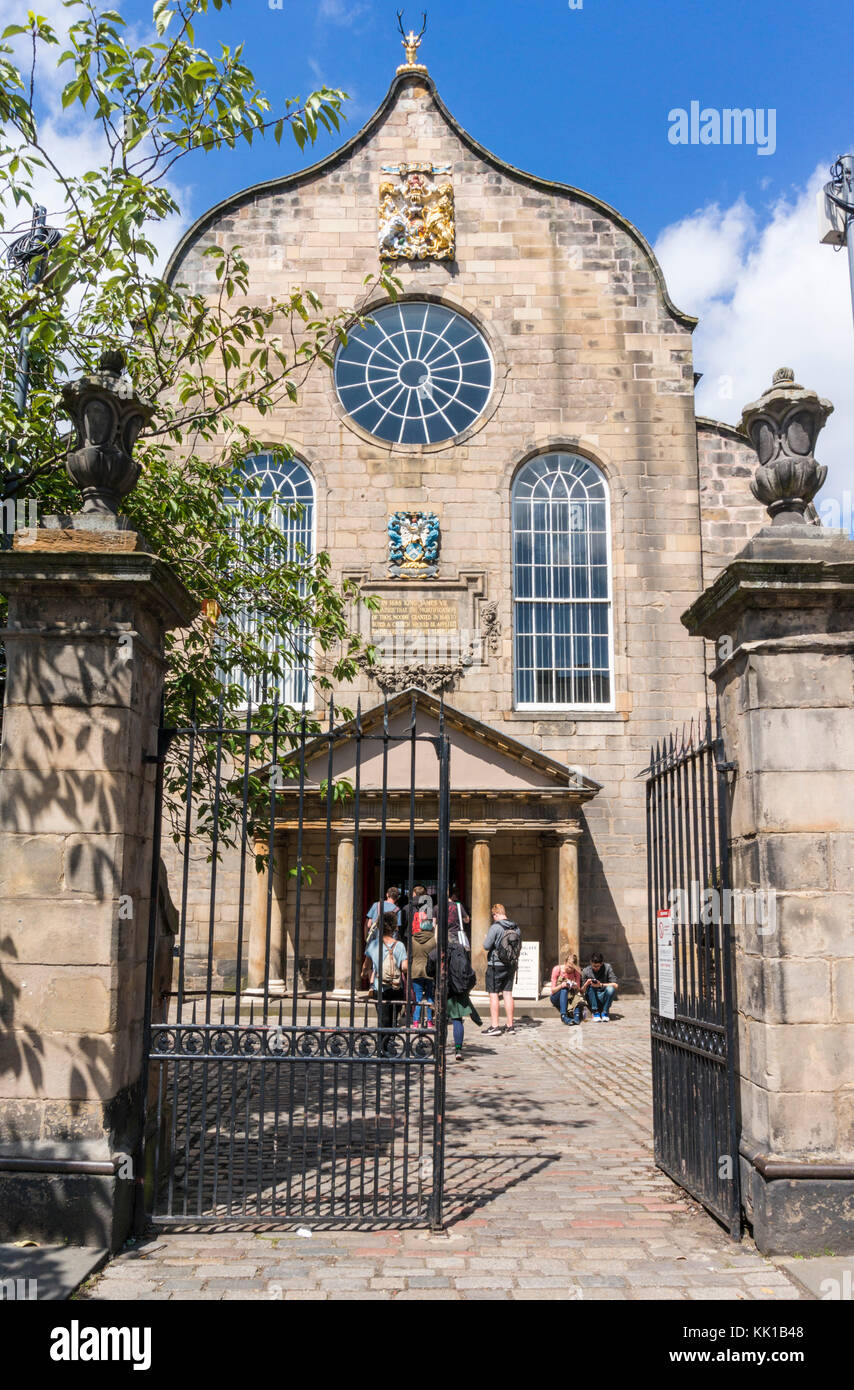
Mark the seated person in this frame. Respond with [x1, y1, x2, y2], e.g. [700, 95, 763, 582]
[549, 954, 584, 1024]
[580, 952, 619, 1020]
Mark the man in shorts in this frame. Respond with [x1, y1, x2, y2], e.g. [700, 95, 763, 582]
[483, 902, 519, 1036]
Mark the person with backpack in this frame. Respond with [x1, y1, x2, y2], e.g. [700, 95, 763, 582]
[365, 885, 402, 944]
[409, 910, 437, 1027]
[361, 886, 401, 987]
[365, 911, 408, 1044]
[427, 934, 482, 1062]
[482, 903, 522, 1036]
[406, 884, 433, 940]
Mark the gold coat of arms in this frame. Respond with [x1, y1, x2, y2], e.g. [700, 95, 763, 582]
[378, 163, 455, 261]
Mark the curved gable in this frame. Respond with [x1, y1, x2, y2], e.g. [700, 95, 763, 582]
[166, 70, 694, 329]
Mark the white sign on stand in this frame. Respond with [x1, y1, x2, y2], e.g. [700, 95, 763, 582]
[656, 908, 675, 1019]
[512, 941, 541, 1000]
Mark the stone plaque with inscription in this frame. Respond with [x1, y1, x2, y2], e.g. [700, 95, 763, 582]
[344, 572, 496, 695]
[372, 595, 460, 635]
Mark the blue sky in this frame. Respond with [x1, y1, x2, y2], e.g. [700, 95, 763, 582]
[144, 0, 854, 499]
[129, 0, 847, 244]
[17, 0, 854, 501]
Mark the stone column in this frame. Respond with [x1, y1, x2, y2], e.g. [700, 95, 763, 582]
[333, 829, 356, 993]
[0, 538, 195, 1250]
[681, 371, 854, 1254]
[469, 830, 495, 987]
[246, 834, 287, 996]
[557, 825, 583, 965]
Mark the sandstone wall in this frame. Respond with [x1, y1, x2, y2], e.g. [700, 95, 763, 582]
[697, 419, 768, 587]
[168, 72, 721, 989]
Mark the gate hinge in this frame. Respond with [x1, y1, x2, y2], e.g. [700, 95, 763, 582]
[144, 727, 177, 764]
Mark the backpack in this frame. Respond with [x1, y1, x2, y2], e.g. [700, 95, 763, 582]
[381, 942, 402, 989]
[448, 944, 476, 995]
[496, 921, 522, 971]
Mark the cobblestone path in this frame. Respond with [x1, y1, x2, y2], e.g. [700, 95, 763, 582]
[83, 1000, 805, 1301]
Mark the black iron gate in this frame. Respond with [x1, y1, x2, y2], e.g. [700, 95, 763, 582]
[137, 695, 451, 1230]
[644, 712, 741, 1238]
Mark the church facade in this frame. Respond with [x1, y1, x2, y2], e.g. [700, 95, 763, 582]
[165, 56, 768, 994]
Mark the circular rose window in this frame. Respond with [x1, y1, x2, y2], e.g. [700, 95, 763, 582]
[334, 302, 493, 445]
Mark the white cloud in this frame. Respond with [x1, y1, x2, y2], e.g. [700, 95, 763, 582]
[655, 163, 854, 507]
[317, 0, 374, 26]
[655, 199, 757, 310]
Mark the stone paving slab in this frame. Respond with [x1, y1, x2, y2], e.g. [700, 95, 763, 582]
[775, 1256, 854, 1301]
[82, 1001, 809, 1301]
[0, 1244, 108, 1300]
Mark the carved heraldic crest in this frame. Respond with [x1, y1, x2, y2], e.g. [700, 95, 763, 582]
[378, 164, 455, 261]
[387, 510, 440, 577]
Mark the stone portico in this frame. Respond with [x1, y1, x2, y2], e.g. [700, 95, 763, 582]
[245, 689, 599, 993]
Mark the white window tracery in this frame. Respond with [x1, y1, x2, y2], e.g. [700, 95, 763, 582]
[512, 453, 613, 708]
[226, 454, 315, 709]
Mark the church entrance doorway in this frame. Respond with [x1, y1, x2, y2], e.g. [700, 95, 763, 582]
[362, 835, 467, 919]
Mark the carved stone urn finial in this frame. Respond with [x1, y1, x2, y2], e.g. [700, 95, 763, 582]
[61, 349, 154, 522]
[739, 369, 833, 524]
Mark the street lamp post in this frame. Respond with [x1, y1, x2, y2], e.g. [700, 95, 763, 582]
[5, 203, 61, 420]
[3, 202, 61, 529]
[819, 154, 854, 331]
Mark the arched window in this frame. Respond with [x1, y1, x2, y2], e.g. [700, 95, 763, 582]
[227, 453, 315, 708]
[512, 453, 613, 708]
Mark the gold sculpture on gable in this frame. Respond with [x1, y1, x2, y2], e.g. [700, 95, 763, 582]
[378, 163, 455, 261]
[396, 11, 427, 70]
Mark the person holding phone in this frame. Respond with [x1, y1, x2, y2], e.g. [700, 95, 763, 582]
[549, 953, 585, 1024]
[581, 952, 618, 1020]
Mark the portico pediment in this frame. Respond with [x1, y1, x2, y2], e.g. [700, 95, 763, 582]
[294, 688, 600, 803]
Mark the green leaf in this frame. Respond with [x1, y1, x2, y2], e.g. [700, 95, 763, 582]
[152, 0, 173, 36]
[0, 0, 372, 831]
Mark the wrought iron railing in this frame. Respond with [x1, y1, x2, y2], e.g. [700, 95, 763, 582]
[644, 710, 741, 1238]
[138, 695, 451, 1230]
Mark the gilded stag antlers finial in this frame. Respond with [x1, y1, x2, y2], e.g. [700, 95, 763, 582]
[396, 11, 427, 67]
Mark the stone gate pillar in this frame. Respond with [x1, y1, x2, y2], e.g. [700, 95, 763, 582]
[682, 369, 854, 1255]
[0, 352, 196, 1250]
[0, 539, 195, 1249]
